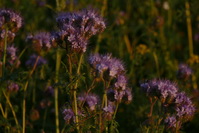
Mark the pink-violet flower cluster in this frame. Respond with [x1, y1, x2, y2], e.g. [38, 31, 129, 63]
[52, 9, 106, 52]
[26, 32, 51, 53]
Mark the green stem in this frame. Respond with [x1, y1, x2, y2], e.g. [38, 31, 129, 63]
[153, 52, 160, 78]
[22, 56, 40, 133]
[55, 48, 61, 133]
[110, 102, 119, 132]
[73, 54, 83, 133]
[185, 1, 193, 57]
[2, 28, 8, 78]
[0, 103, 6, 118]
[3, 91, 20, 132]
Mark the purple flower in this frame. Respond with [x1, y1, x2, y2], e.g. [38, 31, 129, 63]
[177, 64, 192, 79]
[6, 45, 20, 66]
[27, 32, 51, 53]
[88, 53, 125, 78]
[122, 89, 133, 103]
[175, 92, 195, 119]
[78, 93, 99, 111]
[107, 89, 130, 103]
[0, 9, 22, 32]
[164, 116, 178, 128]
[103, 104, 115, 120]
[7, 81, 19, 92]
[140, 79, 178, 102]
[0, 29, 15, 43]
[25, 54, 47, 67]
[114, 75, 128, 90]
[55, 9, 105, 52]
[62, 108, 75, 124]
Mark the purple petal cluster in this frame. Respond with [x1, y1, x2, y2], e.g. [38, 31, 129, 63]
[0, 30, 16, 57]
[62, 108, 75, 124]
[177, 64, 192, 80]
[107, 88, 132, 103]
[114, 75, 128, 90]
[25, 54, 47, 67]
[174, 92, 195, 119]
[0, 9, 22, 32]
[26, 32, 51, 53]
[140, 79, 178, 102]
[6, 45, 20, 66]
[78, 93, 99, 111]
[88, 53, 125, 78]
[103, 104, 115, 120]
[164, 116, 177, 128]
[53, 9, 106, 52]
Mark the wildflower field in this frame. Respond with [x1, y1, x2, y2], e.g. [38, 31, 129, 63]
[1, 0, 199, 132]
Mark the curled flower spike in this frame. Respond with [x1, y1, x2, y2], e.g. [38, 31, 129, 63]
[78, 93, 99, 111]
[174, 92, 195, 119]
[26, 32, 51, 53]
[140, 79, 178, 103]
[103, 104, 115, 121]
[6, 45, 20, 67]
[25, 54, 47, 68]
[122, 89, 133, 103]
[114, 75, 128, 90]
[54, 9, 106, 52]
[0, 9, 22, 32]
[62, 108, 75, 124]
[164, 116, 178, 129]
[177, 64, 192, 80]
[88, 53, 125, 78]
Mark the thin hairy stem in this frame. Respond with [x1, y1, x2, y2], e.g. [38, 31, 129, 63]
[73, 54, 83, 133]
[22, 56, 40, 133]
[3, 91, 20, 131]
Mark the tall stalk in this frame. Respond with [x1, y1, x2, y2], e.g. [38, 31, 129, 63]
[73, 54, 83, 132]
[185, 1, 193, 57]
[55, 48, 61, 133]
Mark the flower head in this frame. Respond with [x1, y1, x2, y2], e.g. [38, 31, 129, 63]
[0, 9, 22, 32]
[103, 104, 115, 120]
[88, 53, 125, 78]
[140, 79, 178, 102]
[114, 75, 128, 90]
[174, 92, 195, 119]
[177, 64, 192, 80]
[55, 9, 105, 52]
[62, 108, 75, 124]
[78, 93, 99, 111]
[27, 32, 51, 53]
[122, 89, 133, 103]
[164, 116, 178, 129]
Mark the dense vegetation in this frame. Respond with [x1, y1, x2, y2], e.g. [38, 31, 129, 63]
[0, 0, 199, 132]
